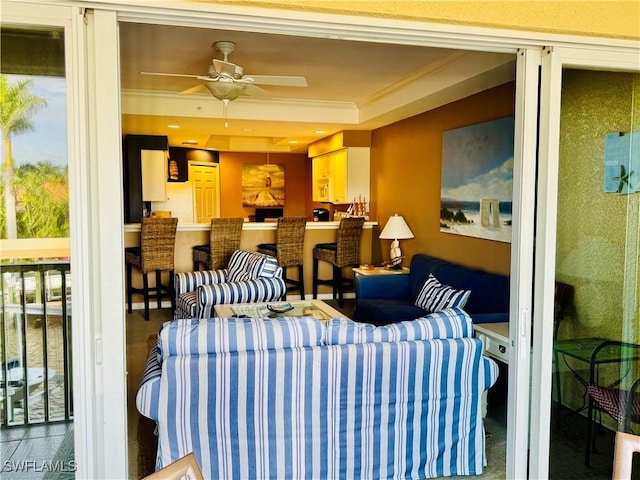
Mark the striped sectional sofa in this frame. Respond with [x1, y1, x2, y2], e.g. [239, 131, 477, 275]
[137, 307, 499, 479]
[174, 250, 286, 319]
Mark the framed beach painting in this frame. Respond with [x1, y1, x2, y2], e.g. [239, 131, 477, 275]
[242, 163, 285, 207]
[603, 130, 640, 194]
[440, 116, 515, 243]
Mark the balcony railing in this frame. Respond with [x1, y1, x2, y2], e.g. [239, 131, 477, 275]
[1, 262, 73, 426]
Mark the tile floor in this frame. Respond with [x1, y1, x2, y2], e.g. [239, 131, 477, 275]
[0, 421, 75, 480]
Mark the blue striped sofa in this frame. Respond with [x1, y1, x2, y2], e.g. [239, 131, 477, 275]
[174, 250, 286, 319]
[137, 307, 499, 479]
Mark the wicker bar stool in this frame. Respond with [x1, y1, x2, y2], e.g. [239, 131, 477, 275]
[312, 216, 365, 307]
[257, 216, 307, 299]
[125, 217, 178, 320]
[192, 217, 244, 271]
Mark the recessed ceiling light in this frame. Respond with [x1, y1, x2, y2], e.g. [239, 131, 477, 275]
[288, 140, 299, 144]
[182, 140, 198, 145]
[166, 124, 180, 129]
[242, 128, 254, 132]
[313, 130, 326, 135]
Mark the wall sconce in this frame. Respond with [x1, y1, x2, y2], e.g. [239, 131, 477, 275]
[379, 214, 414, 268]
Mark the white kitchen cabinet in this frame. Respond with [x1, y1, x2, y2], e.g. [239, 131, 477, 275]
[312, 147, 369, 203]
[141, 149, 168, 201]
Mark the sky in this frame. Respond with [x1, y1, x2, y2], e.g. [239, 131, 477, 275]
[1, 74, 68, 167]
[440, 116, 515, 203]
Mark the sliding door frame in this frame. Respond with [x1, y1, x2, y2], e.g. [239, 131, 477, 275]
[6, 1, 639, 477]
[530, 45, 640, 478]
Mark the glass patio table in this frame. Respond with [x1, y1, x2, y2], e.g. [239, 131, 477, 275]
[553, 337, 640, 466]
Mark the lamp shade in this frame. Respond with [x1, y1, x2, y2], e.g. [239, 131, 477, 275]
[205, 81, 246, 101]
[379, 214, 414, 240]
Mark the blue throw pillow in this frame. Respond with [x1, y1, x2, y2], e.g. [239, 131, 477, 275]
[415, 273, 471, 313]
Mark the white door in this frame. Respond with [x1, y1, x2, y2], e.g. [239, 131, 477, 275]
[188, 162, 220, 222]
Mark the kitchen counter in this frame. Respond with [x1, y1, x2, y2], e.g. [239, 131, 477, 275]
[124, 220, 377, 298]
[124, 220, 377, 233]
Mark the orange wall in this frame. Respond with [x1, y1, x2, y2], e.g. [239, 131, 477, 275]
[370, 82, 515, 276]
[213, 83, 515, 276]
[218, 151, 311, 219]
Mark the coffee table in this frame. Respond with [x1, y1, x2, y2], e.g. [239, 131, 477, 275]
[214, 299, 347, 321]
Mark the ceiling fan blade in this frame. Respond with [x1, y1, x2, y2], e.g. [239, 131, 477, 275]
[242, 84, 273, 100]
[212, 59, 242, 78]
[139, 71, 202, 79]
[248, 75, 308, 87]
[180, 84, 208, 95]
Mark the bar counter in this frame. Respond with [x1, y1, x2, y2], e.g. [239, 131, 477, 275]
[124, 221, 377, 297]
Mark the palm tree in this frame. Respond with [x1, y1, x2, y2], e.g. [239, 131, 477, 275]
[0, 75, 47, 239]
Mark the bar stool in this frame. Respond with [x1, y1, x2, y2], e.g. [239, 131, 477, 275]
[257, 216, 307, 299]
[125, 217, 178, 320]
[312, 216, 365, 307]
[191, 217, 244, 271]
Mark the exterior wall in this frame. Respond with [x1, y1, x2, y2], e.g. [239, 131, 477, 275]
[225, 1, 640, 40]
[370, 82, 515, 275]
[556, 70, 640, 343]
[554, 70, 640, 418]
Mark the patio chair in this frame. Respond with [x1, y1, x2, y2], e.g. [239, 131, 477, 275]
[585, 341, 640, 466]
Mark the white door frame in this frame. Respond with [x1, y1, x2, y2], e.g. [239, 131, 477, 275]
[506, 47, 542, 479]
[530, 45, 640, 478]
[1, 3, 125, 478]
[1, 2, 94, 477]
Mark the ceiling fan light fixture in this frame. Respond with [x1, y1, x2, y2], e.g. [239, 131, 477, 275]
[204, 81, 246, 101]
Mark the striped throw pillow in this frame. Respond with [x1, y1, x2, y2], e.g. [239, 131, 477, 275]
[325, 307, 473, 344]
[227, 250, 267, 282]
[415, 274, 471, 313]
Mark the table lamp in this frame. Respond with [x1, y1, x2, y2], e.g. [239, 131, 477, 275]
[379, 214, 414, 268]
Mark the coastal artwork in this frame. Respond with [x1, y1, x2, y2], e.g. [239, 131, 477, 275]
[440, 116, 514, 243]
[242, 163, 285, 207]
[603, 130, 640, 194]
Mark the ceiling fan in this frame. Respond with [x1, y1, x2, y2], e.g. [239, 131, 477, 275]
[140, 40, 308, 102]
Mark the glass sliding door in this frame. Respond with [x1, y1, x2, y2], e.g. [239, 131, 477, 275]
[531, 47, 640, 478]
[550, 68, 640, 478]
[0, 19, 75, 474]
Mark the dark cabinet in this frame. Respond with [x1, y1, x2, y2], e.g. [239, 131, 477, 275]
[168, 147, 219, 182]
[123, 134, 168, 223]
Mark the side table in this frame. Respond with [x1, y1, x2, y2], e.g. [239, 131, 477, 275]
[474, 322, 510, 364]
[474, 322, 510, 419]
[352, 266, 410, 276]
